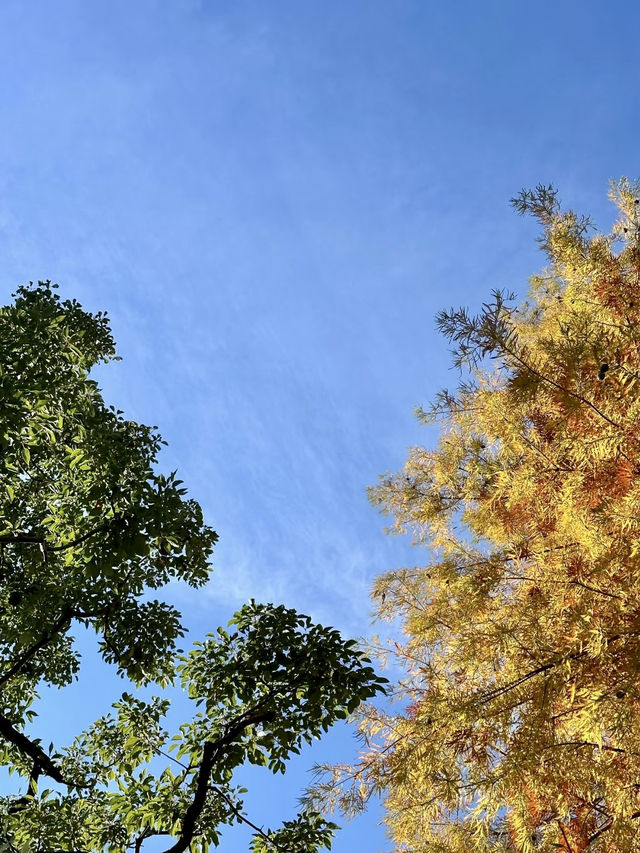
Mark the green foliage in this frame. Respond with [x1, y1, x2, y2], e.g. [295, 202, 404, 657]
[250, 813, 339, 853]
[0, 282, 386, 852]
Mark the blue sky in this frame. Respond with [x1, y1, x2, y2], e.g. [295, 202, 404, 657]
[0, 1, 638, 850]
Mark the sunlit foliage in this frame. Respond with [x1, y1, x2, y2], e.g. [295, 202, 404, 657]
[314, 181, 640, 852]
[0, 283, 385, 852]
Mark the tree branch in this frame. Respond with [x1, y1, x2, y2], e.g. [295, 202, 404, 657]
[0, 602, 117, 690]
[476, 633, 628, 706]
[133, 828, 170, 853]
[162, 707, 277, 853]
[0, 608, 74, 688]
[557, 820, 574, 853]
[7, 761, 40, 814]
[500, 339, 621, 430]
[208, 784, 285, 852]
[0, 523, 110, 553]
[0, 712, 69, 785]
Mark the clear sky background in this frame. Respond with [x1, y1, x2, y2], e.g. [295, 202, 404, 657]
[0, 1, 638, 850]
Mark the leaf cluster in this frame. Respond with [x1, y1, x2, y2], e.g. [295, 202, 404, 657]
[0, 283, 386, 853]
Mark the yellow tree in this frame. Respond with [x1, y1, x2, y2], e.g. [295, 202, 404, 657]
[314, 181, 640, 852]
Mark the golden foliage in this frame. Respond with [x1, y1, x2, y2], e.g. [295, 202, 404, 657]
[314, 181, 640, 851]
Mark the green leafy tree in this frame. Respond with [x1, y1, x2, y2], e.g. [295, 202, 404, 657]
[313, 181, 640, 852]
[0, 282, 386, 852]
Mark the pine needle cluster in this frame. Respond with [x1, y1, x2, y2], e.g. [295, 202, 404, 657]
[315, 180, 640, 852]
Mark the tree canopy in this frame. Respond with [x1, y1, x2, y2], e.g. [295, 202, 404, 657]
[0, 282, 386, 852]
[314, 180, 640, 852]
